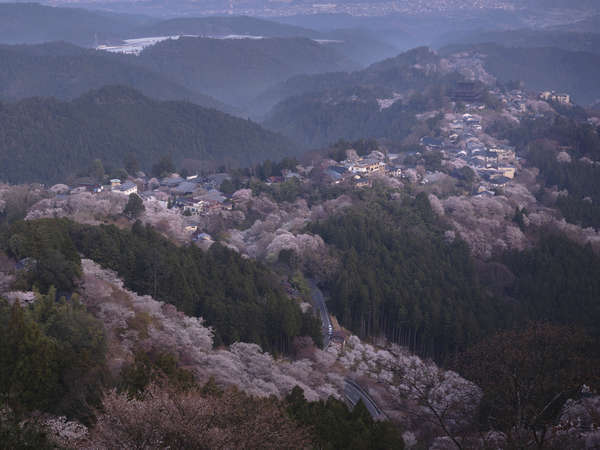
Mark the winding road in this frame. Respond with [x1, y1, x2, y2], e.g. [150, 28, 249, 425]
[344, 378, 387, 420]
[307, 278, 386, 420]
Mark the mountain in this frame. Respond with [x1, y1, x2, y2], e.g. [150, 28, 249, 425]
[0, 42, 228, 111]
[131, 16, 397, 67]
[263, 48, 463, 148]
[131, 15, 316, 39]
[258, 46, 452, 119]
[133, 36, 358, 112]
[0, 2, 150, 46]
[263, 46, 446, 100]
[263, 87, 415, 149]
[0, 86, 297, 184]
[440, 43, 600, 105]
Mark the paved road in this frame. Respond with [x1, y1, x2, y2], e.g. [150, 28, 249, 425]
[306, 280, 385, 420]
[344, 378, 387, 420]
[307, 278, 332, 348]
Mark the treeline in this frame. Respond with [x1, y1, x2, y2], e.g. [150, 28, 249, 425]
[309, 192, 503, 359]
[0, 85, 296, 184]
[3, 218, 321, 354]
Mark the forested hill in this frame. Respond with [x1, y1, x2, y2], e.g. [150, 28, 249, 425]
[439, 43, 600, 105]
[0, 2, 148, 46]
[262, 48, 465, 147]
[0, 86, 297, 184]
[134, 36, 357, 110]
[131, 17, 397, 67]
[0, 42, 228, 111]
[132, 16, 317, 39]
[257, 46, 448, 115]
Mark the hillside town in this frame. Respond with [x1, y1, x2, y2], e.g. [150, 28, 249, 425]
[45, 83, 577, 253]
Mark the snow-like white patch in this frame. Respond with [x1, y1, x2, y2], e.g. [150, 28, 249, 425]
[97, 35, 198, 55]
[376, 93, 402, 110]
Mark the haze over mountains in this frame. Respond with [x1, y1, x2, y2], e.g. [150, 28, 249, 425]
[133, 36, 358, 109]
[0, 42, 229, 110]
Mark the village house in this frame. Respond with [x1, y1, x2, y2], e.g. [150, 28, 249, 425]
[115, 181, 138, 196]
[349, 159, 386, 175]
[490, 175, 511, 188]
[353, 176, 372, 188]
[540, 91, 571, 105]
[497, 166, 517, 179]
[179, 199, 205, 216]
[387, 165, 402, 177]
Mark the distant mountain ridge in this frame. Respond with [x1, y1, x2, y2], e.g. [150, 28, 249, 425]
[0, 2, 150, 45]
[132, 36, 358, 112]
[0, 42, 230, 111]
[131, 16, 398, 67]
[130, 16, 317, 39]
[0, 86, 297, 184]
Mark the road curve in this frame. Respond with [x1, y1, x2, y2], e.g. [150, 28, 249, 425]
[344, 378, 387, 420]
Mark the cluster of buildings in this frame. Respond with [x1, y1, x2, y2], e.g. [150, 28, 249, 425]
[539, 90, 571, 105]
[68, 172, 233, 217]
[446, 112, 518, 190]
[68, 178, 138, 196]
[323, 150, 403, 188]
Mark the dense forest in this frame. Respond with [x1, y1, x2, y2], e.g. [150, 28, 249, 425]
[0, 42, 227, 111]
[309, 191, 503, 359]
[0, 290, 107, 424]
[309, 191, 600, 360]
[264, 87, 417, 148]
[2, 218, 321, 353]
[264, 83, 458, 148]
[501, 234, 600, 337]
[0, 86, 297, 184]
